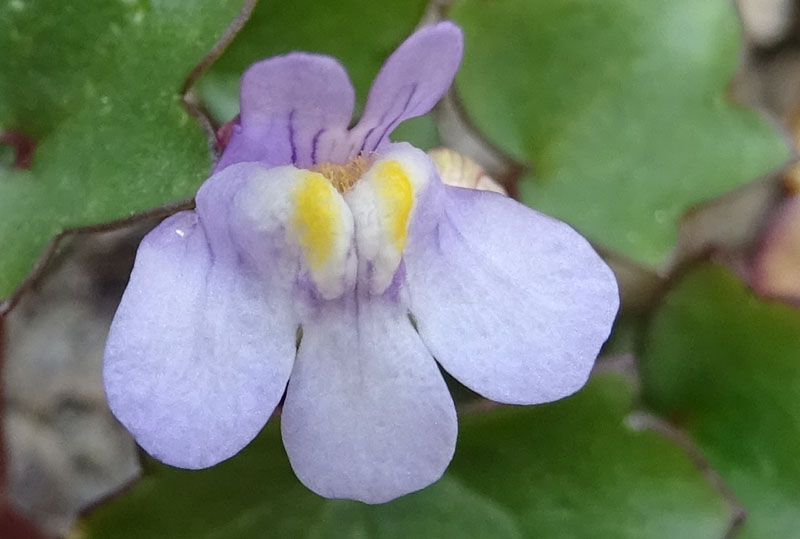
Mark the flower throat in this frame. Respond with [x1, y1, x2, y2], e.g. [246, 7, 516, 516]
[312, 153, 374, 193]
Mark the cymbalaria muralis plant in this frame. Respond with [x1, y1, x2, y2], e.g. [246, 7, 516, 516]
[103, 22, 619, 503]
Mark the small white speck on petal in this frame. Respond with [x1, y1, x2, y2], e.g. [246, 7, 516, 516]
[175, 229, 185, 238]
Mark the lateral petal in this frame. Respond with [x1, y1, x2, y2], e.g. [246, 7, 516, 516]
[103, 211, 298, 469]
[405, 186, 619, 404]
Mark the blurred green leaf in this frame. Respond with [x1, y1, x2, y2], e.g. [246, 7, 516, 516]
[389, 114, 441, 151]
[451, 373, 732, 538]
[194, 0, 437, 148]
[80, 374, 730, 538]
[641, 264, 800, 537]
[451, 0, 790, 266]
[80, 422, 523, 539]
[0, 0, 245, 299]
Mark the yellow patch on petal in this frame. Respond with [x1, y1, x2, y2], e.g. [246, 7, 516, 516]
[374, 160, 414, 252]
[291, 172, 341, 270]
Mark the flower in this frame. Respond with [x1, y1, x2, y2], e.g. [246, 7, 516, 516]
[103, 22, 619, 504]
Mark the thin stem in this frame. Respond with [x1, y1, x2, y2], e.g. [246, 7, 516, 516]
[627, 411, 747, 538]
[180, 0, 259, 154]
[179, 0, 259, 97]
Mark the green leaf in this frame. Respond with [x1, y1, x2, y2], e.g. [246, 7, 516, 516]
[79, 374, 730, 538]
[194, 0, 438, 150]
[452, 373, 732, 538]
[0, 0, 245, 299]
[450, 0, 790, 266]
[79, 421, 523, 539]
[0, 0, 439, 300]
[641, 264, 800, 537]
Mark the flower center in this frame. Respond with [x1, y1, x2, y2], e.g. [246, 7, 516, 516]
[312, 154, 374, 193]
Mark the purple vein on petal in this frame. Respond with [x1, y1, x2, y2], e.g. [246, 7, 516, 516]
[371, 83, 418, 151]
[311, 128, 325, 164]
[359, 126, 378, 153]
[358, 94, 399, 153]
[288, 109, 297, 164]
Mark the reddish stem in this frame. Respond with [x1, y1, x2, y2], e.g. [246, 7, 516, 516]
[0, 131, 36, 170]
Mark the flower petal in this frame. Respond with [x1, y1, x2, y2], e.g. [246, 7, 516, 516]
[281, 293, 457, 503]
[216, 53, 355, 171]
[346, 22, 463, 157]
[405, 186, 619, 404]
[103, 210, 298, 469]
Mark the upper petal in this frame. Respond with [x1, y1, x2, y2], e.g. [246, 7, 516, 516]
[216, 53, 355, 171]
[103, 211, 298, 469]
[281, 292, 457, 504]
[404, 186, 619, 404]
[345, 22, 463, 158]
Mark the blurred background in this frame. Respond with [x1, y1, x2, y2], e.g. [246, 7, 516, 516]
[2, 0, 800, 537]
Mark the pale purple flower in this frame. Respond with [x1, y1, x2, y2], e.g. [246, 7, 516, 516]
[103, 22, 619, 503]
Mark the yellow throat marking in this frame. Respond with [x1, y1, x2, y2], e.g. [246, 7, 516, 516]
[291, 173, 340, 270]
[290, 160, 413, 274]
[374, 160, 413, 252]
